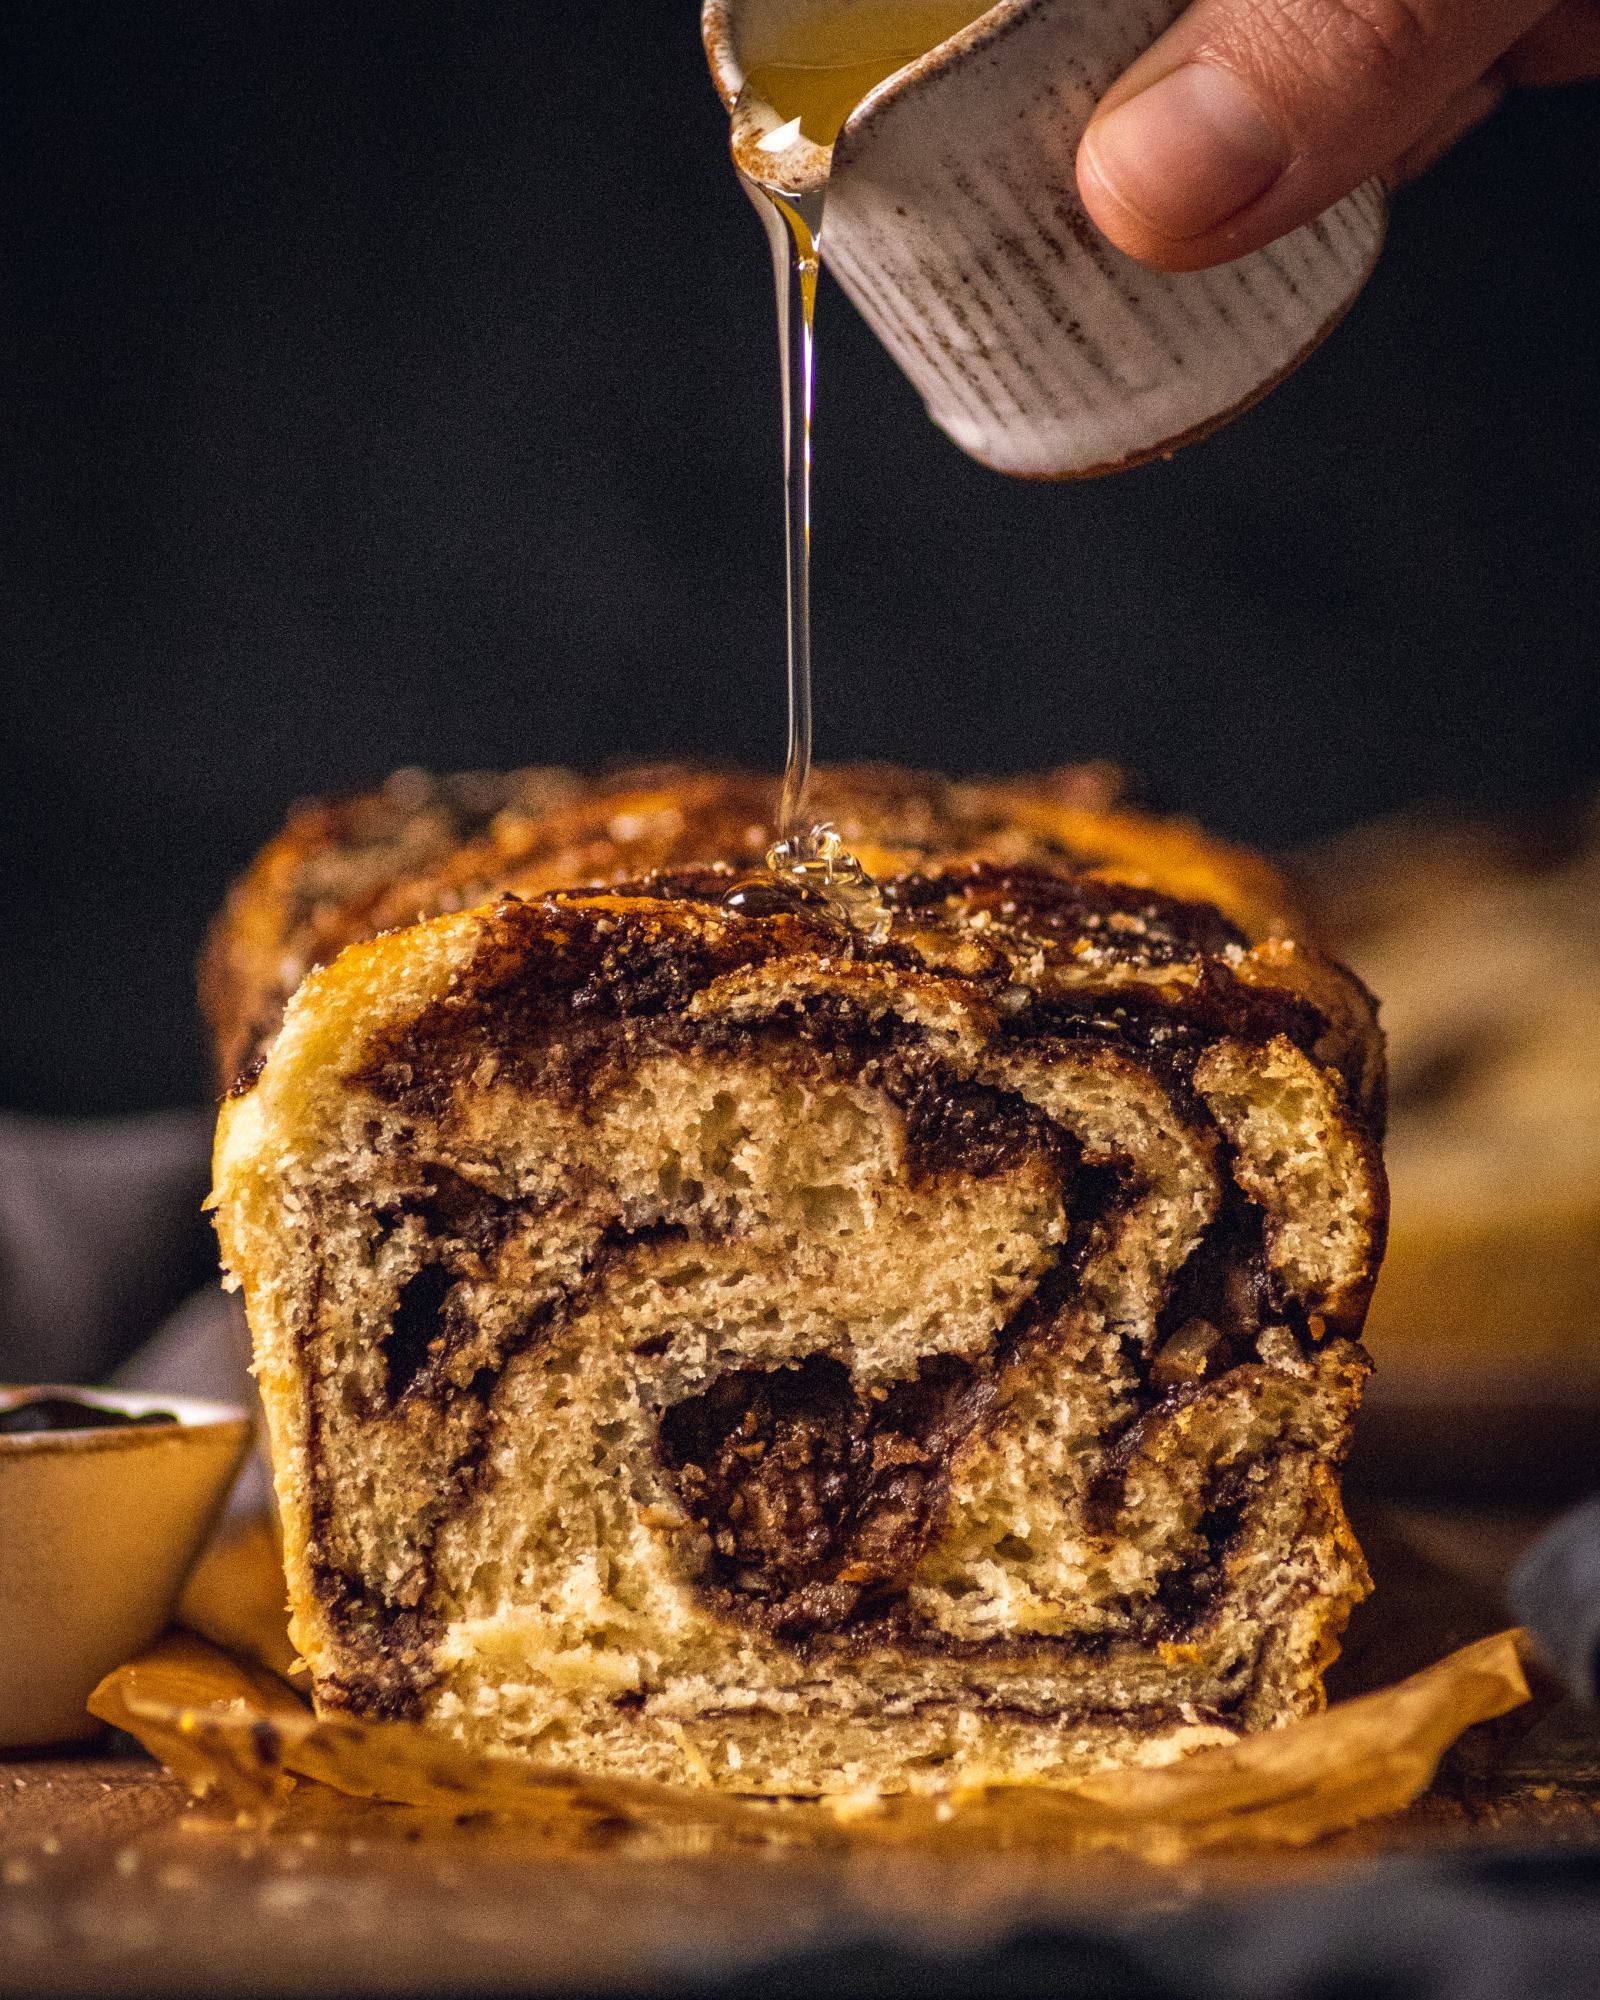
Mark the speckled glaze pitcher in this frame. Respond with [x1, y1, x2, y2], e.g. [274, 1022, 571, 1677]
[703, 0, 1385, 476]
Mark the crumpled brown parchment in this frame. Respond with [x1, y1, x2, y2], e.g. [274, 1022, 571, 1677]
[88, 1521, 1529, 1860]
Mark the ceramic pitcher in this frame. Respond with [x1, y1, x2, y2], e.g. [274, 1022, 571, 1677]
[703, 0, 1385, 476]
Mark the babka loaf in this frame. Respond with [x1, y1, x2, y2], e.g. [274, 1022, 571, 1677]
[209, 766, 1386, 1793]
[1305, 799, 1600, 1488]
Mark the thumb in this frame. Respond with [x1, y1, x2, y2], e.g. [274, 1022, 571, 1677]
[1076, 0, 1552, 269]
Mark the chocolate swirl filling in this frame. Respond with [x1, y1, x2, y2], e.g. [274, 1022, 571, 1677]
[286, 872, 1372, 1714]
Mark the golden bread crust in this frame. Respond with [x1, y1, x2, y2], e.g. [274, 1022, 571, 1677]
[204, 763, 1331, 1092]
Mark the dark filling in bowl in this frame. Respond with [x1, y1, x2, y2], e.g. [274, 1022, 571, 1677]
[0, 1397, 179, 1435]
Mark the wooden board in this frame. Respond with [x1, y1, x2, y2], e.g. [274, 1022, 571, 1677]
[3, 1504, 1598, 1997]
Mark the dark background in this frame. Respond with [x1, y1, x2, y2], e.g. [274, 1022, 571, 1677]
[4, 2, 1597, 1119]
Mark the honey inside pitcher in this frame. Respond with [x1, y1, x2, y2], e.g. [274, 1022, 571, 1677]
[728, 3, 994, 939]
[743, 0, 995, 147]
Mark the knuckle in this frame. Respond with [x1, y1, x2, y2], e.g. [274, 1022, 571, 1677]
[1209, 0, 1438, 110]
[1318, 0, 1435, 85]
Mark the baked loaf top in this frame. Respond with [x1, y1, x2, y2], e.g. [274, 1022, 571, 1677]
[203, 762, 1379, 1116]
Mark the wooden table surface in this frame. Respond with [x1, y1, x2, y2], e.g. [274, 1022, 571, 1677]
[4, 1503, 1598, 1997]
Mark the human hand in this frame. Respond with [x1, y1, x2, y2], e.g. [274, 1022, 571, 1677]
[1076, 0, 1600, 269]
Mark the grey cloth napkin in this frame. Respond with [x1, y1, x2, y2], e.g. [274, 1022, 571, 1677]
[1511, 1497, 1600, 1705]
[0, 1107, 268, 1512]
[0, 1109, 217, 1385]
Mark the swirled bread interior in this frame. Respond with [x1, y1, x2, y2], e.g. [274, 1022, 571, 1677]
[210, 767, 1385, 1793]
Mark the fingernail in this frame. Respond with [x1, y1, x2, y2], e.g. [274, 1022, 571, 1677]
[1082, 64, 1289, 241]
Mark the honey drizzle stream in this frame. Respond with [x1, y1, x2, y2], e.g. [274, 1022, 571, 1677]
[728, 163, 891, 940]
[745, 175, 823, 847]
[722, 11, 996, 939]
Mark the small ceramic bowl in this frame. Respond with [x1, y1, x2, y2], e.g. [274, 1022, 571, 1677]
[0, 1387, 252, 1749]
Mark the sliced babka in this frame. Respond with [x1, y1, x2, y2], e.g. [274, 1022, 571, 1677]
[209, 766, 1385, 1792]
